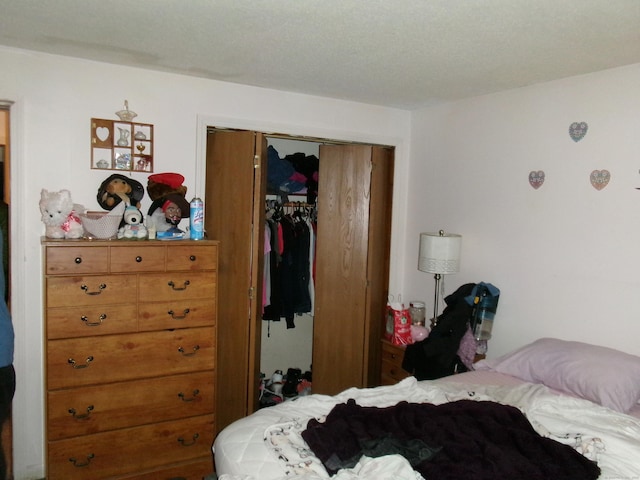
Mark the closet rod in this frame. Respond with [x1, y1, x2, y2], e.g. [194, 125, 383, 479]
[282, 201, 314, 207]
[265, 202, 315, 211]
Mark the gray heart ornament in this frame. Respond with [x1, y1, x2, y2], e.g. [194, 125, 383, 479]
[569, 122, 588, 142]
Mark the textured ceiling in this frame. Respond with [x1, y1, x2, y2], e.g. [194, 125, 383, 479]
[1, 0, 639, 109]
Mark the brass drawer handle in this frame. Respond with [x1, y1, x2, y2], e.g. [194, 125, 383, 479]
[168, 280, 190, 291]
[177, 433, 199, 446]
[168, 308, 190, 320]
[178, 389, 200, 402]
[68, 356, 94, 369]
[81, 313, 106, 327]
[69, 453, 94, 467]
[81, 283, 106, 295]
[178, 345, 200, 357]
[68, 405, 94, 420]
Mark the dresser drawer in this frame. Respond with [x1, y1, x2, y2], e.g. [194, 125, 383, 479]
[47, 327, 215, 389]
[380, 340, 410, 385]
[109, 246, 167, 273]
[46, 275, 137, 308]
[381, 340, 406, 366]
[45, 246, 109, 275]
[47, 371, 214, 440]
[47, 414, 215, 480]
[139, 272, 216, 301]
[47, 304, 137, 339]
[166, 244, 218, 271]
[139, 298, 216, 331]
[381, 359, 410, 384]
[117, 457, 214, 480]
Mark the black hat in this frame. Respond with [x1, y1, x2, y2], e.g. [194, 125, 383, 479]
[147, 193, 190, 218]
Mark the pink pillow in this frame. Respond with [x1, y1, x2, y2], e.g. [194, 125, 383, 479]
[478, 338, 640, 413]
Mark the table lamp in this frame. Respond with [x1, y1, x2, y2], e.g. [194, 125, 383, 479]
[418, 230, 462, 325]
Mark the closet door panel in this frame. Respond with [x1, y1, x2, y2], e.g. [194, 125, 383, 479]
[363, 146, 394, 386]
[205, 130, 265, 433]
[247, 135, 267, 413]
[313, 144, 373, 395]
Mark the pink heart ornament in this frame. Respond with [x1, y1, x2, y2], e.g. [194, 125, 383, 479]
[590, 170, 610, 190]
[529, 170, 545, 189]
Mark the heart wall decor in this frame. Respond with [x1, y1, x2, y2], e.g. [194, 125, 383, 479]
[96, 126, 110, 142]
[528, 170, 545, 189]
[569, 122, 588, 142]
[590, 170, 610, 190]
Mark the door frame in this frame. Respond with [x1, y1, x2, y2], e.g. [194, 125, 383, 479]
[0, 101, 11, 480]
[196, 115, 407, 421]
[195, 114, 407, 206]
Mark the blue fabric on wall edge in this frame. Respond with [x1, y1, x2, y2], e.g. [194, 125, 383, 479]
[0, 228, 13, 368]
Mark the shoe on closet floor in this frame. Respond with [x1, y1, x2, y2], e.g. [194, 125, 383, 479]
[282, 367, 302, 397]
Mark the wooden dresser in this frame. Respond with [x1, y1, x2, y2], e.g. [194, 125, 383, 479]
[42, 238, 218, 480]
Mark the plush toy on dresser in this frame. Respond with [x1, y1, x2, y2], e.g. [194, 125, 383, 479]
[117, 205, 148, 239]
[145, 172, 190, 233]
[39, 189, 85, 239]
[96, 173, 145, 210]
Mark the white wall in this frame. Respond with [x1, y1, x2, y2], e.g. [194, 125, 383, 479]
[4, 43, 639, 479]
[0, 46, 410, 479]
[406, 63, 640, 360]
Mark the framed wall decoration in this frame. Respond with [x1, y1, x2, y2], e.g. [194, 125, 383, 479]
[91, 118, 154, 172]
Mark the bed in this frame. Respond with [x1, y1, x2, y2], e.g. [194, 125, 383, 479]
[213, 338, 640, 480]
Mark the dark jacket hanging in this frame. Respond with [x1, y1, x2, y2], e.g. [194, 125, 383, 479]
[402, 283, 475, 380]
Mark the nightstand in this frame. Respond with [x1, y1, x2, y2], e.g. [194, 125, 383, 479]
[380, 339, 411, 385]
[380, 338, 487, 385]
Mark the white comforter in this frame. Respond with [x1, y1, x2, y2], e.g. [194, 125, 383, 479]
[214, 377, 640, 480]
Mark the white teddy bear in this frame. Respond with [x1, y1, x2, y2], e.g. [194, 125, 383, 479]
[117, 206, 148, 239]
[39, 189, 85, 239]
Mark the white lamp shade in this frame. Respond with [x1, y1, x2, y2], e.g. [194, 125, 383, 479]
[418, 232, 462, 274]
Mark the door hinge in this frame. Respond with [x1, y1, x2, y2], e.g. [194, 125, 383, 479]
[254, 155, 260, 169]
[248, 286, 254, 299]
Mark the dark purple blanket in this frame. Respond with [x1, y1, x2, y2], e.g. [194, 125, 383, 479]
[302, 399, 600, 480]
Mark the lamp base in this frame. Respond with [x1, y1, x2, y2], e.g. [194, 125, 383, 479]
[432, 273, 441, 326]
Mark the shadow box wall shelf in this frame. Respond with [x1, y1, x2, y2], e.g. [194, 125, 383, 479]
[91, 118, 154, 172]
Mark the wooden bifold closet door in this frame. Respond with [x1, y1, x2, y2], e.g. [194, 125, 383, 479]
[206, 130, 393, 433]
[205, 130, 267, 434]
[312, 144, 393, 395]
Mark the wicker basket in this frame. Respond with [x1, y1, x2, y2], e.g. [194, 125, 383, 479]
[79, 202, 125, 239]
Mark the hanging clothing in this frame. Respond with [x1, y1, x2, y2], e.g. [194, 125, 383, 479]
[306, 216, 316, 313]
[262, 224, 272, 313]
[263, 218, 284, 323]
[262, 202, 316, 328]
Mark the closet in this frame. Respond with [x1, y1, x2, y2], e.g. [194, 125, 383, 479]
[261, 137, 318, 385]
[205, 129, 394, 433]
